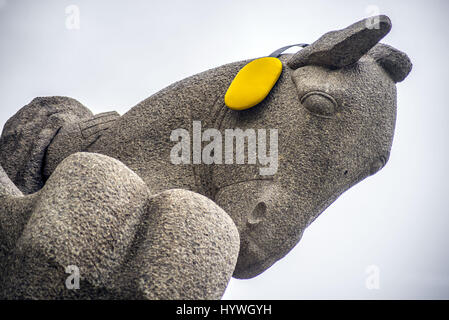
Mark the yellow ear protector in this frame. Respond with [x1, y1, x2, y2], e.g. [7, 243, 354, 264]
[224, 43, 308, 111]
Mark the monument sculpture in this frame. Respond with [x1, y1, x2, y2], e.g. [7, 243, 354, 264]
[0, 15, 412, 299]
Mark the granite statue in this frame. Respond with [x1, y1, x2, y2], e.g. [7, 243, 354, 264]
[0, 15, 412, 299]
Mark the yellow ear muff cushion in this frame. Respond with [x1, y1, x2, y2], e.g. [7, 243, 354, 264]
[224, 57, 282, 111]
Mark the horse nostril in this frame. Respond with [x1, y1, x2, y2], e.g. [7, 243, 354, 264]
[369, 158, 385, 175]
[248, 202, 267, 225]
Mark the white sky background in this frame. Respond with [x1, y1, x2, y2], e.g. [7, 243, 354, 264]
[0, 0, 448, 299]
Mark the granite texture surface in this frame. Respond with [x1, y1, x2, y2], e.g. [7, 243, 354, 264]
[0, 15, 412, 299]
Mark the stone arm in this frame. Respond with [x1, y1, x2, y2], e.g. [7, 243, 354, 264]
[0, 152, 239, 299]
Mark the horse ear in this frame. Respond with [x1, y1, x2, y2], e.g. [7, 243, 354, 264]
[367, 43, 413, 83]
[287, 15, 392, 69]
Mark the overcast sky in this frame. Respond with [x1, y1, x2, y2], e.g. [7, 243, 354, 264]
[0, 0, 448, 299]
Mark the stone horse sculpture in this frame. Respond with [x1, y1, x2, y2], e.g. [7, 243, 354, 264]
[0, 16, 412, 299]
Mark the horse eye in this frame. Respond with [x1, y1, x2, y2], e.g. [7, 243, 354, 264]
[300, 91, 338, 117]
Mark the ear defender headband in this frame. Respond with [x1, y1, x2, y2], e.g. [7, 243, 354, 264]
[224, 43, 308, 111]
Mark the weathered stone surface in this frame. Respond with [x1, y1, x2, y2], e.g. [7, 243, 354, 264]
[0, 16, 412, 299]
[43, 111, 120, 180]
[287, 15, 392, 69]
[0, 165, 21, 197]
[117, 189, 239, 299]
[0, 96, 92, 194]
[0, 153, 238, 299]
[368, 43, 413, 83]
